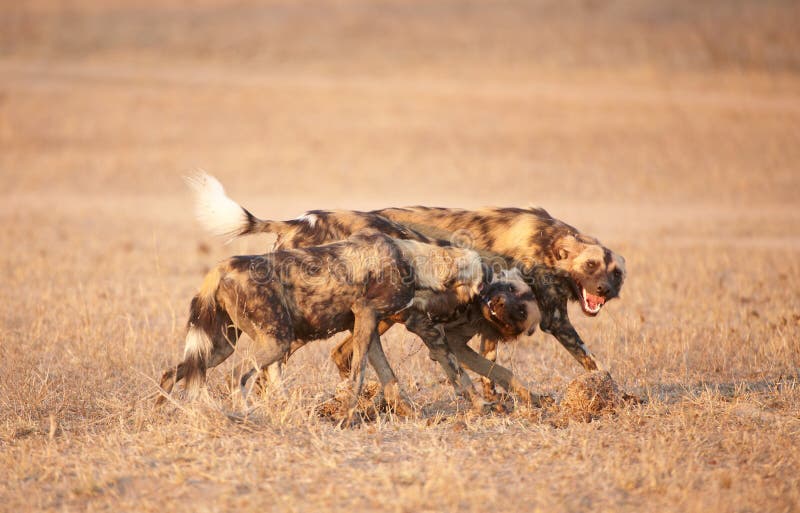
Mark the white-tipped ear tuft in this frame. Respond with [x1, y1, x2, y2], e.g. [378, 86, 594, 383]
[185, 171, 248, 240]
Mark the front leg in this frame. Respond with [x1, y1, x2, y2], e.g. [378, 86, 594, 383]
[404, 312, 487, 412]
[330, 320, 394, 378]
[531, 274, 599, 371]
[478, 336, 505, 402]
[538, 298, 599, 371]
[329, 321, 412, 415]
[549, 325, 599, 371]
[449, 340, 552, 407]
[340, 302, 379, 428]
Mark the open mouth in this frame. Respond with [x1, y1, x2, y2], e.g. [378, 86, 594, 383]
[483, 298, 513, 334]
[580, 287, 606, 316]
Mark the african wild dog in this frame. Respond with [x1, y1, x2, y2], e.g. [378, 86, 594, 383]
[188, 174, 550, 406]
[374, 206, 626, 318]
[156, 231, 483, 423]
[370, 207, 626, 397]
[188, 173, 625, 402]
[242, 266, 546, 411]
[326, 267, 550, 407]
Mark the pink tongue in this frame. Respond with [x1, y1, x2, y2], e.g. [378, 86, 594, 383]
[585, 293, 606, 309]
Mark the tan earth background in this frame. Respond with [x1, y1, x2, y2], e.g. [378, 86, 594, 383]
[1, 1, 800, 511]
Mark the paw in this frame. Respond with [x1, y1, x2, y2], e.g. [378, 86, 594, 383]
[385, 398, 415, 418]
[337, 411, 365, 429]
[468, 397, 496, 415]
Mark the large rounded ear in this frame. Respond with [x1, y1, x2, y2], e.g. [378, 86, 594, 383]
[553, 234, 577, 261]
[614, 253, 627, 276]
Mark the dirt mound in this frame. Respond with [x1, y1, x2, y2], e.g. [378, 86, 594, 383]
[558, 370, 624, 423]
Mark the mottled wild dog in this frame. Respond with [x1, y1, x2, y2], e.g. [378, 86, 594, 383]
[188, 174, 550, 406]
[372, 206, 626, 397]
[188, 173, 625, 401]
[156, 231, 483, 423]
[243, 266, 546, 410]
[327, 267, 550, 407]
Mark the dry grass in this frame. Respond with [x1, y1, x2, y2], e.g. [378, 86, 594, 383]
[1, 1, 800, 511]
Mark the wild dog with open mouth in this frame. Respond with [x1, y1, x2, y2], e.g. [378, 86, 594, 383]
[373, 207, 626, 320]
[156, 231, 483, 423]
[242, 266, 546, 411]
[189, 174, 550, 406]
[372, 207, 626, 397]
[188, 173, 625, 401]
[325, 267, 549, 407]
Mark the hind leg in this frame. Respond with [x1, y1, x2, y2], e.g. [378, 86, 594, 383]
[240, 340, 303, 401]
[331, 320, 394, 378]
[157, 365, 185, 404]
[156, 321, 241, 406]
[239, 339, 291, 405]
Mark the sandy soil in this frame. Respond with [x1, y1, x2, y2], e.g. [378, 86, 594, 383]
[1, 1, 799, 512]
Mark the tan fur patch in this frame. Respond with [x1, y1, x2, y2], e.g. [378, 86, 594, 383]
[393, 239, 483, 300]
[492, 217, 540, 255]
[568, 244, 605, 274]
[198, 265, 223, 300]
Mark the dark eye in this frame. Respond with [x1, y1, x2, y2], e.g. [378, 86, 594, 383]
[585, 260, 598, 271]
[614, 269, 623, 279]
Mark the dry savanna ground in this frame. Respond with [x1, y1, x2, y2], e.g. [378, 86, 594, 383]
[1, 1, 800, 511]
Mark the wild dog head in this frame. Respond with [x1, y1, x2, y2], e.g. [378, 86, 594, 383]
[480, 269, 541, 339]
[552, 234, 626, 317]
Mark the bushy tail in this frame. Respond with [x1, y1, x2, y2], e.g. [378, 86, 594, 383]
[182, 266, 223, 399]
[185, 172, 290, 240]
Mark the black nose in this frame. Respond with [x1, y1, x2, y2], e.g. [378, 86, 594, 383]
[596, 284, 609, 296]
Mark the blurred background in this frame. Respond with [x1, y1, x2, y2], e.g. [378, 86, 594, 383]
[2, 0, 799, 215]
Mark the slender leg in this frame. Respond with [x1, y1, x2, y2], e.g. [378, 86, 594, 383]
[239, 360, 286, 402]
[448, 341, 552, 407]
[403, 312, 487, 412]
[330, 320, 413, 415]
[478, 336, 505, 402]
[548, 326, 600, 371]
[341, 302, 379, 427]
[538, 295, 600, 371]
[331, 320, 394, 377]
[366, 339, 414, 416]
[156, 320, 240, 406]
[242, 339, 306, 401]
[241, 332, 292, 401]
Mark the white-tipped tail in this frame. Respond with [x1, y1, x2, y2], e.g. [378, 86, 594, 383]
[185, 172, 250, 239]
[183, 326, 213, 400]
[183, 326, 213, 360]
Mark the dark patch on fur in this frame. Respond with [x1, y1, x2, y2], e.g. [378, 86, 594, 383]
[158, 232, 445, 407]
